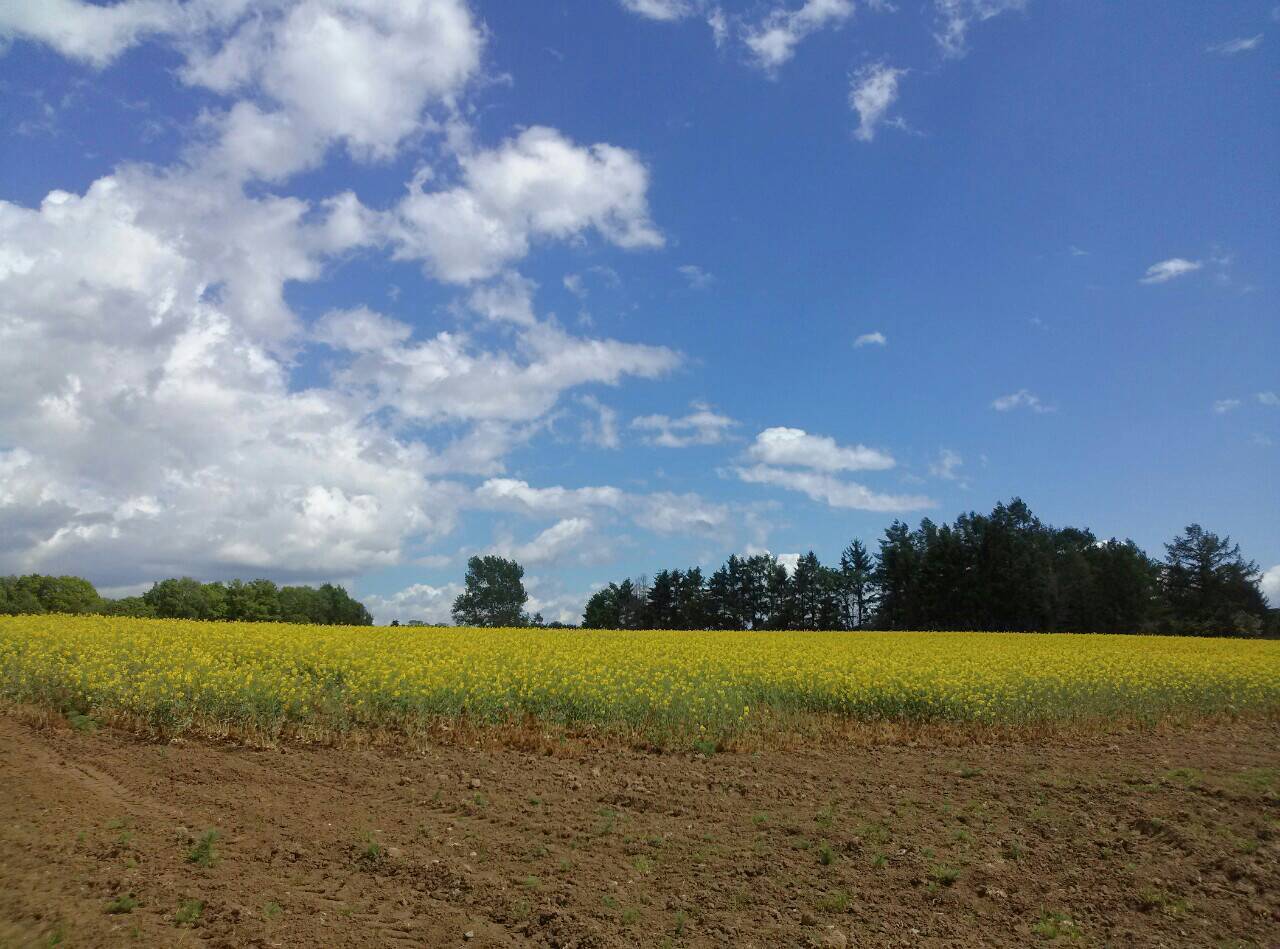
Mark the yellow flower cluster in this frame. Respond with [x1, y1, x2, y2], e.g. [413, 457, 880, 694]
[1, 615, 1277, 735]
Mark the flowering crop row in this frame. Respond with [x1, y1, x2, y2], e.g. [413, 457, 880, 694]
[1, 616, 1277, 736]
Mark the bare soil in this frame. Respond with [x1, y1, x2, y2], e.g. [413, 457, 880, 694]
[0, 714, 1277, 948]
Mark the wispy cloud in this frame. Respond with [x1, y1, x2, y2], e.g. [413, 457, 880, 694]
[850, 62, 907, 142]
[580, 395, 621, 449]
[677, 263, 714, 289]
[929, 448, 964, 481]
[991, 389, 1055, 413]
[744, 0, 855, 71]
[734, 464, 934, 512]
[632, 401, 736, 447]
[619, 0, 695, 20]
[1259, 391, 1280, 407]
[934, 0, 1028, 59]
[1213, 398, 1242, 414]
[1140, 258, 1202, 284]
[1207, 35, 1263, 55]
[854, 331, 887, 348]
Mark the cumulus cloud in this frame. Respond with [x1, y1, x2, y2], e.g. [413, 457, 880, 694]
[324, 314, 679, 426]
[850, 63, 906, 142]
[363, 582, 461, 625]
[1207, 35, 1263, 55]
[854, 331, 887, 347]
[500, 517, 599, 566]
[1262, 565, 1280, 607]
[632, 402, 736, 447]
[2, 0, 485, 181]
[1140, 258, 1202, 284]
[0, 157, 674, 584]
[0, 169, 492, 585]
[744, 0, 854, 71]
[392, 126, 664, 283]
[1257, 391, 1279, 407]
[746, 427, 895, 471]
[0, 0, 192, 67]
[1213, 399, 1242, 415]
[933, 0, 1027, 58]
[734, 464, 934, 512]
[991, 390, 1054, 413]
[466, 272, 539, 326]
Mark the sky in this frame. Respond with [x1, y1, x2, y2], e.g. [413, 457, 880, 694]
[0, 0, 1277, 623]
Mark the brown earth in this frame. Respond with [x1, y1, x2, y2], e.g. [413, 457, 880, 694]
[0, 714, 1277, 948]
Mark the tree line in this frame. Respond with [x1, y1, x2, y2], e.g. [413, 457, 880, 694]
[581, 499, 1275, 636]
[0, 574, 372, 626]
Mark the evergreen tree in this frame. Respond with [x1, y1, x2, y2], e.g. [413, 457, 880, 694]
[838, 540, 876, 629]
[646, 569, 679, 629]
[676, 567, 708, 629]
[1161, 524, 1266, 635]
[874, 521, 919, 629]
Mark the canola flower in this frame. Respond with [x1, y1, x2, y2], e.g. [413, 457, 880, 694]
[1, 615, 1277, 737]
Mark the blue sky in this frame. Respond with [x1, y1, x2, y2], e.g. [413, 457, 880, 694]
[0, 0, 1276, 622]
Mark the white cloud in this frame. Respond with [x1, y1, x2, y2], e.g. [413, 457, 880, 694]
[579, 395, 621, 449]
[2, 1, 485, 182]
[707, 6, 728, 46]
[325, 314, 680, 426]
[1140, 258, 1202, 284]
[854, 331, 887, 348]
[1262, 564, 1280, 607]
[314, 306, 413, 352]
[474, 479, 626, 517]
[744, 0, 854, 71]
[929, 448, 963, 481]
[0, 151, 675, 585]
[631, 492, 730, 535]
[746, 427, 895, 471]
[364, 582, 461, 625]
[734, 464, 934, 512]
[525, 583, 592, 625]
[563, 273, 586, 298]
[466, 272, 538, 326]
[501, 517, 598, 566]
[367, 573, 589, 626]
[991, 389, 1054, 413]
[185, 0, 483, 167]
[677, 264, 715, 289]
[0, 0, 189, 67]
[632, 402, 736, 447]
[474, 477, 728, 539]
[392, 126, 664, 283]
[776, 552, 801, 574]
[933, 0, 1027, 58]
[850, 63, 906, 142]
[1257, 391, 1279, 407]
[619, 0, 695, 20]
[1213, 398, 1242, 414]
[1207, 35, 1263, 55]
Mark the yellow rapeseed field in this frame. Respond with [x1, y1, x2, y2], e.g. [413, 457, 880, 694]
[1, 615, 1278, 737]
